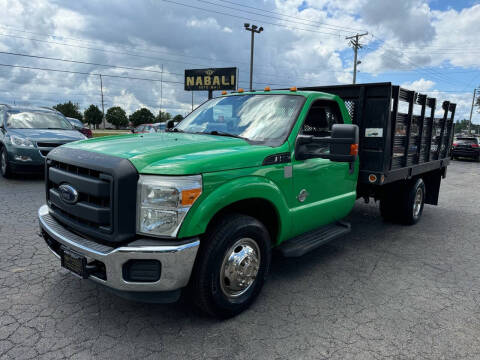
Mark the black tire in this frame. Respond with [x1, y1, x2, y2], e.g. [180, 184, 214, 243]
[189, 213, 271, 318]
[0, 147, 12, 178]
[380, 178, 426, 225]
[399, 178, 426, 225]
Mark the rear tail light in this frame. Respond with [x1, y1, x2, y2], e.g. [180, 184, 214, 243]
[472, 144, 479, 148]
[452, 142, 457, 147]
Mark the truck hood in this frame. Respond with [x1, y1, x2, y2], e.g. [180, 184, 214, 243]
[8, 128, 86, 142]
[64, 132, 280, 175]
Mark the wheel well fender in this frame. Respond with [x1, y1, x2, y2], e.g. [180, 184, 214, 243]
[178, 176, 290, 245]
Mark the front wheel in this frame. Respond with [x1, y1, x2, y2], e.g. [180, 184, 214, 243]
[189, 213, 271, 318]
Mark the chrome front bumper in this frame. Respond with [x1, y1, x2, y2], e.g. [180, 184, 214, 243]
[38, 205, 199, 294]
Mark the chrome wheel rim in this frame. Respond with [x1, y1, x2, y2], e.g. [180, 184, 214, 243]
[1, 151, 6, 174]
[413, 187, 423, 218]
[220, 238, 261, 298]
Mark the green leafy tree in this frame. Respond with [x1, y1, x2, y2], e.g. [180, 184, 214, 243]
[156, 110, 172, 123]
[129, 108, 155, 126]
[173, 114, 184, 122]
[84, 104, 103, 129]
[454, 119, 480, 135]
[106, 106, 128, 129]
[53, 101, 83, 121]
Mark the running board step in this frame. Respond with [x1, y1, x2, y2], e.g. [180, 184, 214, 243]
[278, 221, 351, 257]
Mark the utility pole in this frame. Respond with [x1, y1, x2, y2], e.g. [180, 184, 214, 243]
[99, 74, 105, 129]
[244, 23, 264, 91]
[468, 87, 478, 134]
[160, 64, 163, 115]
[346, 32, 368, 84]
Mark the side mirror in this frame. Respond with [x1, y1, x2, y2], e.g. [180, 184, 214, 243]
[296, 124, 359, 166]
[166, 120, 175, 130]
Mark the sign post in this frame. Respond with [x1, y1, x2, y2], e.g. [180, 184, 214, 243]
[185, 67, 237, 102]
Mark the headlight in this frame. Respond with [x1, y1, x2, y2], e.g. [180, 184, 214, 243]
[8, 135, 35, 148]
[137, 175, 202, 237]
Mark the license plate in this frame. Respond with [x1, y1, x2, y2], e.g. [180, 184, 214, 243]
[61, 248, 87, 278]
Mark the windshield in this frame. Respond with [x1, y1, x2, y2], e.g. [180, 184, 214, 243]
[6, 111, 73, 130]
[457, 138, 478, 145]
[67, 118, 83, 128]
[176, 94, 305, 145]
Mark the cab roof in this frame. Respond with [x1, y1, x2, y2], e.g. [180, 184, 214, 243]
[222, 89, 337, 100]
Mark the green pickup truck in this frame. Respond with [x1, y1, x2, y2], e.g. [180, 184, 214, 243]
[38, 83, 456, 317]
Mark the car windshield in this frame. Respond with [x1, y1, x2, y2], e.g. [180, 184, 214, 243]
[68, 118, 83, 128]
[175, 94, 305, 145]
[457, 138, 478, 145]
[6, 111, 73, 130]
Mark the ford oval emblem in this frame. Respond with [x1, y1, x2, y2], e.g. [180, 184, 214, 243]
[58, 184, 79, 204]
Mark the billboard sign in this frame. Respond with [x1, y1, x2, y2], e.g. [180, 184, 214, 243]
[185, 67, 237, 91]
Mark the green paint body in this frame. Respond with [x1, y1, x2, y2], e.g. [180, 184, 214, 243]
[65, 91, 359, 245]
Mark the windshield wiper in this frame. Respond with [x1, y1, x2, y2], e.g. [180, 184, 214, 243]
[166, 127, 184, 133]
[208, 130, 247, 140]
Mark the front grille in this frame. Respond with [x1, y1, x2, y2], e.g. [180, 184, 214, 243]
[37, 142, 68, 158]
[37, 142, 65, 148]
[45, 146, 138, 244]
[47, 160, 113, 235]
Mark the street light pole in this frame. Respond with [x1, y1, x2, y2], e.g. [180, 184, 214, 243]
[244, 23, 263, 91]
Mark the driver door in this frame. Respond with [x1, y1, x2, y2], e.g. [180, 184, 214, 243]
[291, 100, 357, 236]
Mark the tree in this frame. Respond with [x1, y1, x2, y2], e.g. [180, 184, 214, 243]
[129, 108, 155, 126]
[173, 114, 184, 122]
[84, 104, 103, 129]
[53, 101, 83, 121]
[106, 106, 128, 129]
[156, 110, 172, 123]
[454, 119, 480, 135]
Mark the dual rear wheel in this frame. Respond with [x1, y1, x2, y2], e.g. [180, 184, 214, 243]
[380, 178, 426, 225]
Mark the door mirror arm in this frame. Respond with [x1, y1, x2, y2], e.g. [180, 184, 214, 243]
[295, 124, 359, 174]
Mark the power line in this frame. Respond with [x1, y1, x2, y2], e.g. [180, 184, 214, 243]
[0, 25, 254, 68]
[196, 0, 356, 35]
[160, 0, 346, 37]
[213, 0, 367, 33]
[0, 32, 349, 83]
[0, 63, 183, 83]
[369, 34, 470, 87]
[0, 62, 305, 88]
[0, 51, 180, 77]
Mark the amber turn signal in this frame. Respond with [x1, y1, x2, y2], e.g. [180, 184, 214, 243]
[350, 143, 359, 156]
[290, 86, 297, 92]
[221, 91, 227, 95]
[264, 86, 271, 91]
[181, 188, 202, 206]
[238, 88, 244, 93]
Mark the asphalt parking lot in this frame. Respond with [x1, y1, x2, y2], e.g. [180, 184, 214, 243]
[0, 160, 479, 359]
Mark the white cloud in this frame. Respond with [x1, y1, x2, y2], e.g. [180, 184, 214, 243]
[0, 0, 477, 125]
[401, 78, 436, 91]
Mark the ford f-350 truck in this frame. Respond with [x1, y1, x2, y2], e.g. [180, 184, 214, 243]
[38, 83, 456, 318]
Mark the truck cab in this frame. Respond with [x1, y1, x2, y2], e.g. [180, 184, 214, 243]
[38, 85, 454, 318]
